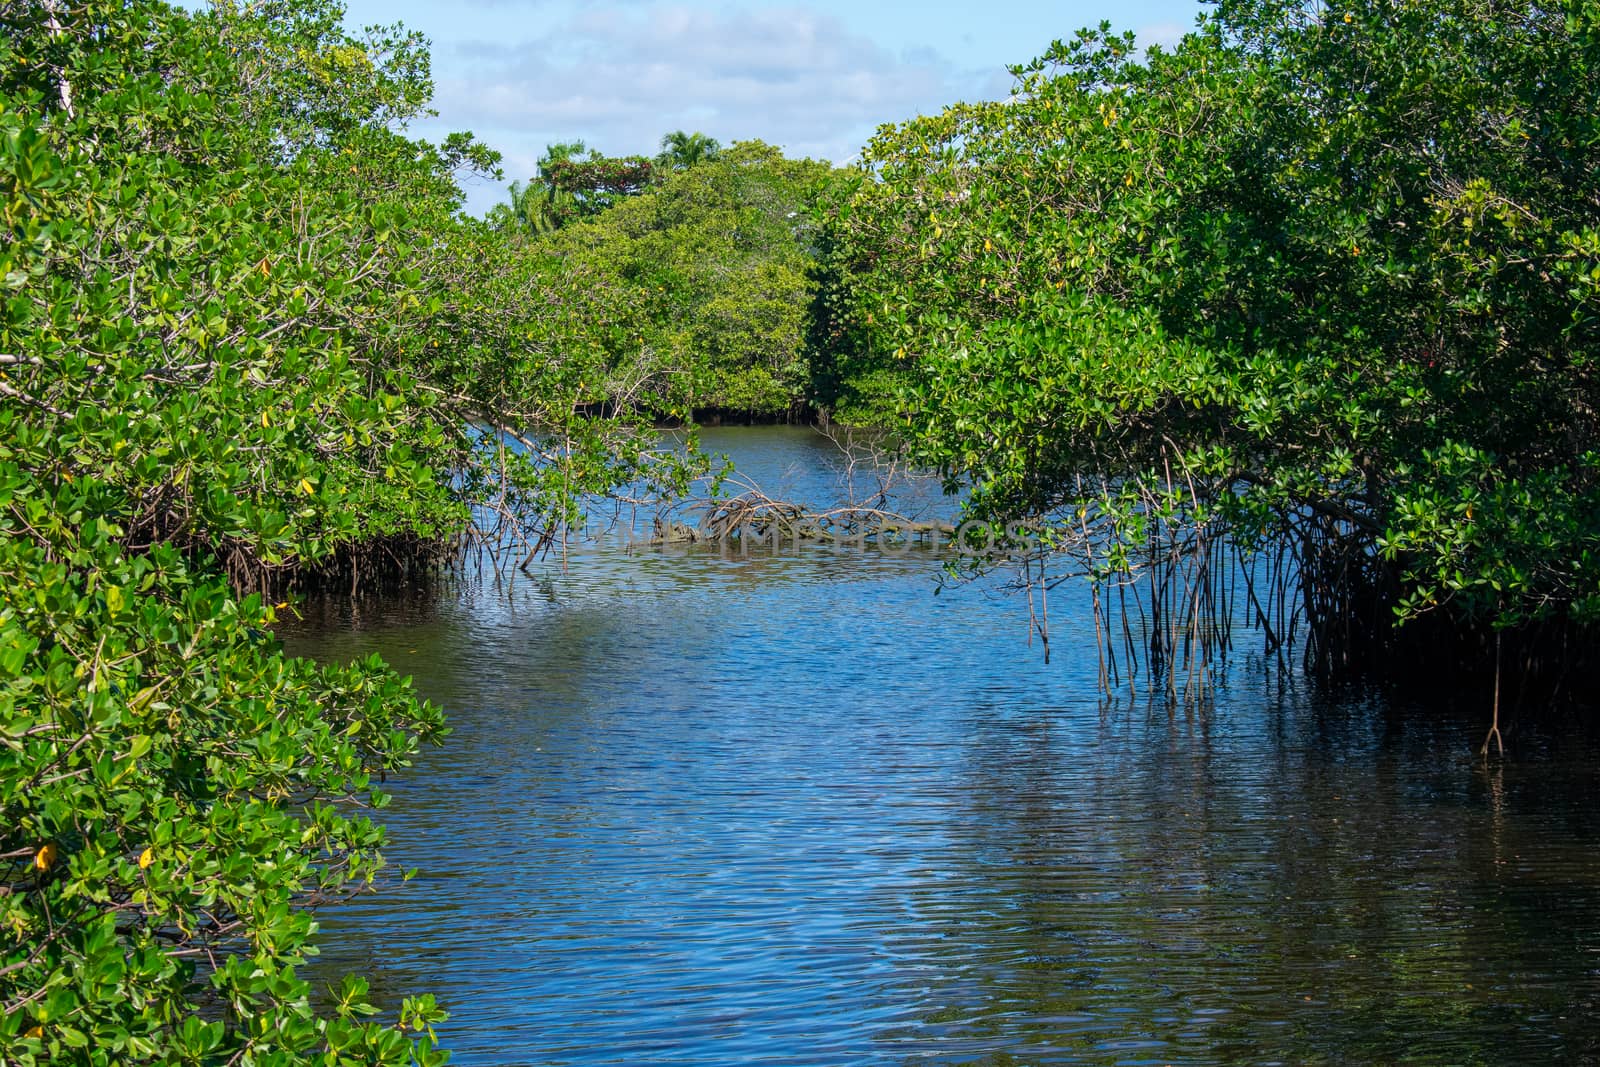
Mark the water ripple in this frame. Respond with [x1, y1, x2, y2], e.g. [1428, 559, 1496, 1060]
[285, 428, 1600, 1066]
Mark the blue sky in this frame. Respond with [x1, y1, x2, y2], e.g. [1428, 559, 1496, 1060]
[332, 0, 1209, 213]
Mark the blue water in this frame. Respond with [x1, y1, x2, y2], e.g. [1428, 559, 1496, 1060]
[284, 427, 1600, 1065]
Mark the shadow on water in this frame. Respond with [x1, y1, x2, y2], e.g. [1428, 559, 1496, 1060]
[281, 428, 1600, 1066]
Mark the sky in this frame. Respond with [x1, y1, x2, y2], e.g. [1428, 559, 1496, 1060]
[332, 0, 1209, 214]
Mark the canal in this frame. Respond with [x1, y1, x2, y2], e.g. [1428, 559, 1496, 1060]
[283, 427, 1600, 1065]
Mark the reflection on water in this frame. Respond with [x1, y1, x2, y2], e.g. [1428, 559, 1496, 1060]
[282, 428, 1600, 1066]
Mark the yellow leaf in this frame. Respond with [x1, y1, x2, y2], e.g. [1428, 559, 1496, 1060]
[1343, 10, 1353, 21]
[34, 844, 56, 871]
[299, 478, 315, 496]
[256, 256, 271, 277]
[138, 847, 153, 869]
[25, 1026, 42, 1040]
[260, 410, 270, 428]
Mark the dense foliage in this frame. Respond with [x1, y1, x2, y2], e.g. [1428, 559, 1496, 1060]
[0, 0, 695, 1062]
[494, 132, 726, 239]
[827, 0, 1600, 670]
[540, 154, 656, 223]
[522, 141, 841, 417]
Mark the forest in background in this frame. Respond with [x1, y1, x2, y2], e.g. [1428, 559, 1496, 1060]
[489, 135, 842, 420]
[4, 0, 1600, 1061]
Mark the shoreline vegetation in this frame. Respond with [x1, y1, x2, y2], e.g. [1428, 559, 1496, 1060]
[820, 0, 1600, 719]
[4, 0, 1600, 1062]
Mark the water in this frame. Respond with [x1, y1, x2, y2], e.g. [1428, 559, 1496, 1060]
[283, 427, 1600, 1065]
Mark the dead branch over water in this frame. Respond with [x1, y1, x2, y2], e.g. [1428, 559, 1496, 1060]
[655, 486, 954, 548]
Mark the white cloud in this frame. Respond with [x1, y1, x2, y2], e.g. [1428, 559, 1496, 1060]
[426, 2, 992, 210]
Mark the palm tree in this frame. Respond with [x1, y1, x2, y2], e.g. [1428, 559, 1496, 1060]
[504, 179, 568, 235]
[498, 140, 590, 235]
[656, 130, 722, 171]
[539, 140, 589, 170]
